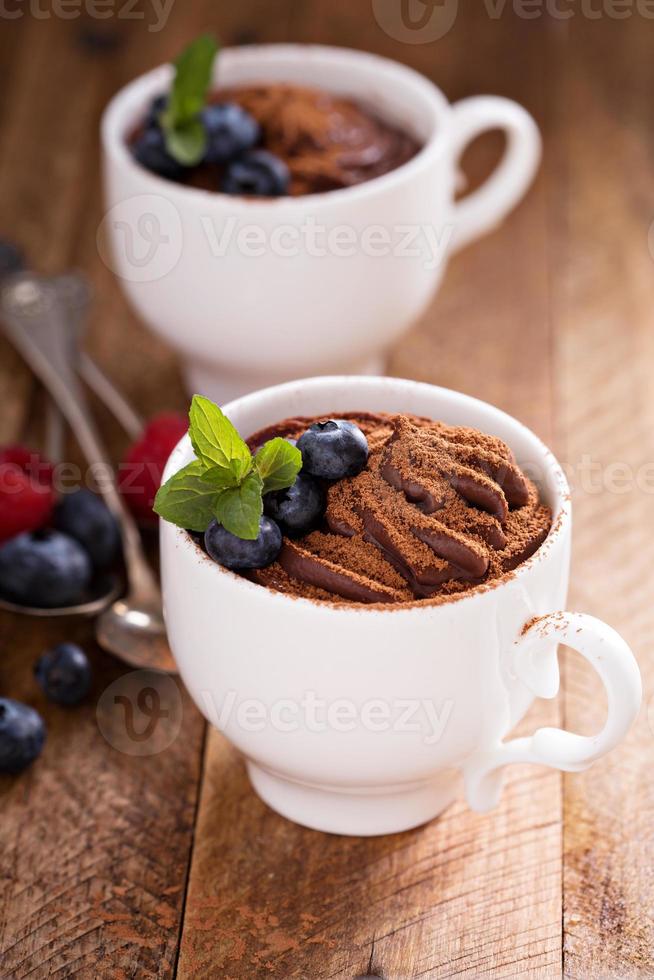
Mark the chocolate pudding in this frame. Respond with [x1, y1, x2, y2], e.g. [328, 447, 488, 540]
[203, 84, 420, 195]
[240, 412, 552, 606]
[132, 83, 421, 196]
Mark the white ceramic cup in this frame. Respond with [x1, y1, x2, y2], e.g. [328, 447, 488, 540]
[160, 376, 642, 836]
[101, 45, 541, 403]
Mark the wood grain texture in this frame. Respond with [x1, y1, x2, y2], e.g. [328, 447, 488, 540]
[550, 15, 654, 980]
[0, 12, 207, 979]
[0, 4, 298, 974]
[177, 743, 561, 980]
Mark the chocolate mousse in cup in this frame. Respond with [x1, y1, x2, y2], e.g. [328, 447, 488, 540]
[101, 45, 541, 403]
[159, 376, 641, 836]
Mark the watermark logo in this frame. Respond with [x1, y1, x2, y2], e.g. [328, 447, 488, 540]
[96, 669, 183, 756]
[372, 0, 459, 42]
[97, 199, 454, 278]
[5, 451, 654, 501]
[97, 194, 182, 283]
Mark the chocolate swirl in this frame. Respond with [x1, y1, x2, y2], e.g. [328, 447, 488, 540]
[247, 413, 551, 605]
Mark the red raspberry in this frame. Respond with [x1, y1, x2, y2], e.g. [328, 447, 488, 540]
[119, 413, 188, 525]
[0, 446, 56, 543]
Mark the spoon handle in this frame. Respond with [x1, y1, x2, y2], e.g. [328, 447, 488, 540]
[44, 398, 66, 464]
[52, 273, 144, 441]
[79, 353, 144, 442]
[0, 274, 159, 603]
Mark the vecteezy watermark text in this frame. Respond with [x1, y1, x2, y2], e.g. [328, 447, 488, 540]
[7, 452, 654, 501]
[372, 0, 654, 45]
[200, 689, 455, 745]
[0, 0, 175, 32]
[97, 194, 455, 283]
[199, 215, 453, 269]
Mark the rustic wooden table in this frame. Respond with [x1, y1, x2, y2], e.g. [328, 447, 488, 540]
[1, 3, 653, 978]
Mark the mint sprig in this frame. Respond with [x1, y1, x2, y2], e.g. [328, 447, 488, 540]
[214, 471, 264, 541]
[153, 459, 219, 532]
[189, 394, 251, 484]
[160, 34, 218, 166]
[154, 395, 302, 540]
[255, 437, 305, 493]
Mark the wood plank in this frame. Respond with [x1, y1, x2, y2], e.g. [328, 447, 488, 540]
[0, 12, 208, 977]
[178, 7, 563, 978]
[178, 744, 561, 979]
[551, 15, 654, 980]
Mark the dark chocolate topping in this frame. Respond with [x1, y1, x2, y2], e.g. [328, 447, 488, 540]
[278, 539, 402, 604]
[151, 84, 421, 197]
[217, 84, 420, 195]
[245, 412, 552, 606]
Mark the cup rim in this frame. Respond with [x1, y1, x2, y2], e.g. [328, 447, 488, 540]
[101, 42, 450, 210]
[161, 375, 571, 616]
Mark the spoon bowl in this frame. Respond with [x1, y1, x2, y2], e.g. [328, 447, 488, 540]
[96, 594, 176, 671]
[0, 572, 122, 618]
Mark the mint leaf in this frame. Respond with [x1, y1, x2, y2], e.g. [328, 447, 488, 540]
[156, 395, 288, 542]
[199, 465, 242, 490]
[189, 395, 252, 481]
[161, 34, 218, 166]
[166, 34, 217, 125]
[153, 459, 220, 531]
[164, 118, 206, 167]
[254, 438, 302, 494]
[214, 471, 263, 540]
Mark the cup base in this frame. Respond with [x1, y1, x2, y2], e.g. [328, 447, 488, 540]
[246, 761, 460, 836]
[182, 355, 388, 405]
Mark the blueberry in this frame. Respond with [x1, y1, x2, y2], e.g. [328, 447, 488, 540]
[204, 516, 282, 570]
[221, 149, 289, 197]
[297, 420, 369, 480]
[35, 643, 92, 706]
[131, 127, 186, 181]
[264, 473, 325, 537]
[0, 239, 25, 278]
[54, 490, 121, 571]
[0, 530, 92, 608]
[0, 699, 46, 774]
[145, 93, 168, 129]
[202, 103, 259, 164]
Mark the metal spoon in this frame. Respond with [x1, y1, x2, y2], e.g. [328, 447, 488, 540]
[0, 253, 144, 443]
[42, 272, 144, 512]
[0, 577, 123, 620]
[52, 273, 144, 442]
[0, 274, 176, 673]
[0, 273, 127, 619]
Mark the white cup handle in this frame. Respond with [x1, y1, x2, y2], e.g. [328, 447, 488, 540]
[449, 95, 542, 253]
[464, 612, 642, 812]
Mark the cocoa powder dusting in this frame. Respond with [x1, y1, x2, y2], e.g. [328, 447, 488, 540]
[212, 84, 420, 195]
[244, 412, 552, 607]
[130, 83, 420, 196]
